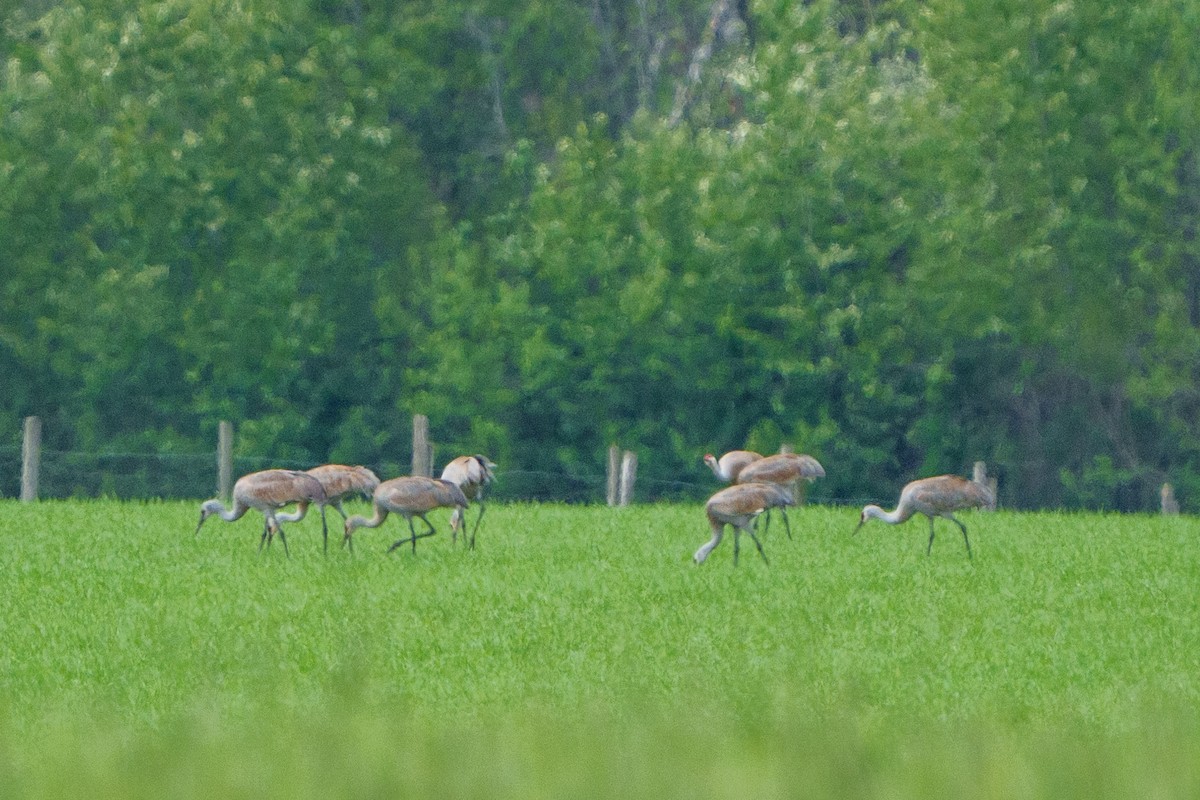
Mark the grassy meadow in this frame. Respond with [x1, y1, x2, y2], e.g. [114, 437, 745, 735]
[0, 498, 1198, 798]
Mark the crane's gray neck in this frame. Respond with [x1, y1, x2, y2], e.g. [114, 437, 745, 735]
[705, 458, 729, 482]
[346, 505, 388, 532]
[275, 501, 312, 524]
[863, 504, 909, 525]
[203, 498, 248, 522]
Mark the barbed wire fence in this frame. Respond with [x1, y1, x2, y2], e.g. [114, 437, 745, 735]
[4, 415, 1186, 512]
[1, 416, 890, 506]
[0, 446, 728, 504]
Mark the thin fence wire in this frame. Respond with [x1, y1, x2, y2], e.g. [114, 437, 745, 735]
[0, 448, 644, 503]
[0, 446, 889, 506]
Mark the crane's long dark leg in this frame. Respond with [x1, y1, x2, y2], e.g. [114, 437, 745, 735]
[733, 528, 741, 566]
[926, 517, 936, 555]
[416, 515, 437, 552]
[388, 516, 438, 554]
[341, 505, 361, 553]
[949, 515, 972, 558]
[745, 524, 770, 565]
[388, 517, 420, 554]
[278, 526, 291, 558]
[754, 509, 791, 541]
[259, 518, 270, 553]
[469, 500, 487, 549]
[320, 505, 329, 555]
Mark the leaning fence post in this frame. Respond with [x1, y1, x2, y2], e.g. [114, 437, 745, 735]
[218, 420, 233, 501]
[606, 445, 621, 506]
[1162, 483, 1180, 515]
[412, 414, 432, 477]
[20, 415, 41, 502]
[618, 450, 638, 507]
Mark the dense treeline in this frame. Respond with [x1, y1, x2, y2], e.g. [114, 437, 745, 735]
[2, 0, 1198, 509]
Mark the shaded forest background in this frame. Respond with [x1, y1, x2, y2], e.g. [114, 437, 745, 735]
[2, 0, 1198, 509]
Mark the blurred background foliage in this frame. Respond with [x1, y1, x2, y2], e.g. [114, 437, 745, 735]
[1, 0, 1198, 509]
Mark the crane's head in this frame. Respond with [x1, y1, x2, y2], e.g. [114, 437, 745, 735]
[195, 499, 222, 536]
[703, 453, 717, 468]
[472, 455, 497, 481]
[853, 504, 883, 536]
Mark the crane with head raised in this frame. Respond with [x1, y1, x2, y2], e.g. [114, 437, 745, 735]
[196, 469, 328, 557]
[854, 474, 995, 558]
[343, 476, 469, 554]
[275, 464, 380, 553]
[702, 450, 763, 484]
[694, 482, 795, 566]
[439, 455, 496, 549]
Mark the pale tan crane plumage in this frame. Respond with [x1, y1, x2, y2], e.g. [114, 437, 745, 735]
[196, 469, 328, 557]
[439, 455, 496, 548]
[729, 452, 825, 539]
[275, 464, 381, 553]
[694, 482, 795, 566]
[854, 474, 995, 558]
[343, 476, 470, 554]
[703, 450, 763, 483]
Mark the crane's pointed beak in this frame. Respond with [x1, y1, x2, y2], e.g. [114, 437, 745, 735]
[852, 518, 865, 537]
[195, 512, 207, 537]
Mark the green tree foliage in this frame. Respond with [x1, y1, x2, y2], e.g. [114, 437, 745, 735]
[2, 0, 1198, 509]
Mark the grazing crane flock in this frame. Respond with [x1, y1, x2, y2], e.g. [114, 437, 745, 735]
[195, 449, 995, 565]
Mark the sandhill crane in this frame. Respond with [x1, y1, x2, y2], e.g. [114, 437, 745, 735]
[732, 452, 825, 538]
[343, 476, 469, 554]
[275, 464, 380, 553]
[694, 482, 795, 566]
[703, 450, 763, 483]
[196, 469, 328, 557]
[853, 474, 995, 558]
[440, 455, 496, 548]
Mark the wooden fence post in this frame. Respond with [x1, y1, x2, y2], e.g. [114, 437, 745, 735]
[412, 414, 432, 477]
[618, 450, 638, 507]
[1161, 483, 1180, 515]
[20, 416, 41, 502]
[217, 420, 233, 501]
[606, 444, 621, 506]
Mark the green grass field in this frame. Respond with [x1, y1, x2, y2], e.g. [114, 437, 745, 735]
[1, 499, 1198, 798]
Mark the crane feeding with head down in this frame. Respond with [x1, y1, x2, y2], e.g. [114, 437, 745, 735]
[196, 469, 328, 557]
[275, 464, 380, 553]
[854, 474, 995, 558]
[343, 476, 469, 554]
[693, 482, 795, 566]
